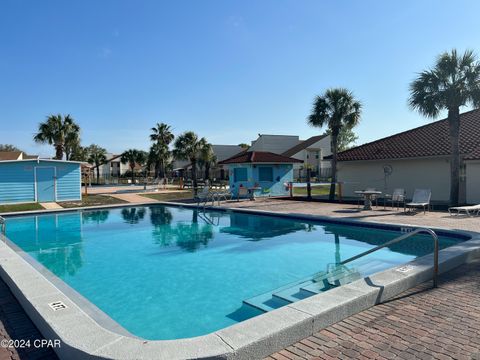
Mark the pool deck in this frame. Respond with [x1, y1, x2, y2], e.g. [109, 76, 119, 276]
[0, 197, 479, 359]
[220, 198, 480, 233]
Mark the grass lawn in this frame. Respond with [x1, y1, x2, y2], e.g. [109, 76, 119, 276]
[141, 191, 194, 202]
[292, 184, 339, 196]
[0, 203, 44, 213]
[60, 195, 128, 208]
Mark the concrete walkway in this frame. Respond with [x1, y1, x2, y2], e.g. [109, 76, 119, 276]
[266, 259, 480, 360]
[108, 193, 160, 203]
[39, 202, 63, 210]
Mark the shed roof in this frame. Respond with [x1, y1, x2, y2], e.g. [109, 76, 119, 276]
[218, 151, 303, 165]
[333, 108, 480, 162]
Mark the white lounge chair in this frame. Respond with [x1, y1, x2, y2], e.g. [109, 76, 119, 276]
[406, 189, 431, 214]
[195, 186, 214, 206]
[214, 189, 233, 204]
[448, 204, 480, 216]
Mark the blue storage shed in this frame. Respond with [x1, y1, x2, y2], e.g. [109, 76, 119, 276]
[218, 151, 303, 197]
[0, 159, 82, 204]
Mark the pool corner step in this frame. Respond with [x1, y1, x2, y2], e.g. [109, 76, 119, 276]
[243, 292, 291, 313]
[271, 280, 317, 303]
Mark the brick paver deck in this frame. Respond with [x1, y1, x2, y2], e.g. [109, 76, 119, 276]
[266, 259, 480, 360]
[0, 280, 57, 359]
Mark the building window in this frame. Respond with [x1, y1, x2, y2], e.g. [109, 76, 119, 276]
[259, 167, 273, 182]
[234, 168, 248, 182]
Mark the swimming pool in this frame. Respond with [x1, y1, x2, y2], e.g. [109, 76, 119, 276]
[3, 205, 466, 340]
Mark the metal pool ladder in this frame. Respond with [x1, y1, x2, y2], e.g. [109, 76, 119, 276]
[0, 216, 5, 236]
[339, 227, 439, 288]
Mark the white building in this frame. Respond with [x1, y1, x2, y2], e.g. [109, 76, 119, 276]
[335, 108, 480, 204]
[248, 134, 332, 180]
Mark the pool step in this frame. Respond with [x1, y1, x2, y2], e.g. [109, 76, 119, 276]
[242, 292, 292, 312]
[272, 280, 315, 303]
[243, 266, 362, 313]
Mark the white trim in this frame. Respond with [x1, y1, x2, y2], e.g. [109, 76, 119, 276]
[0, 159, 84, 164]
[34, 166, 57, 202]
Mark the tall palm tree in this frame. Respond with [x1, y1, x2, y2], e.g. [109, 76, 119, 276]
[198, 142, 217, 180]
[87, 144, 107, 184]
[64, 130, 81, 161]
[33, 114, 80, 160]
[409, 49, 480, 206]
[121, 149, 147, 183]
[173, 131, 208, 195]
[308, 88, 362, 201]
[150, 123, 174, 178]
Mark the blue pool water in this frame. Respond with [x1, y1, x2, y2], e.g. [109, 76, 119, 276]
[4, 205, 465, 340]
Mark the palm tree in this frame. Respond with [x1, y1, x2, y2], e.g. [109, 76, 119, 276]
[64, 130, 81, 161]
[173, 131, 208, 195]
[87, 144, 107, 184]
[198, 142, 217, 180]
[121, 149, 147, 183]
[409, 49, 480, 206]
[69, 144, 89, 162]
[308, 88, 362, 201]
[33, 114, 80, 160]
[150, 123, 174, 178]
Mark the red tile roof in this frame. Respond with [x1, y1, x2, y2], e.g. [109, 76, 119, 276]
[218, 151, 303, 165]
[282, 134, 328, 157]
[335, 108, 480, 161]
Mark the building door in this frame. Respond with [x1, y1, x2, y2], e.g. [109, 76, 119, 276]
[36, 167, 56, 202]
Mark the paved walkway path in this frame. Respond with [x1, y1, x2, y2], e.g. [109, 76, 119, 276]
[39, 202, 63, 210]
[108, 193, 160, 203]
[266, 259, 480, 360]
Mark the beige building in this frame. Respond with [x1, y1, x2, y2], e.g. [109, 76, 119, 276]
[249, 134, 332, 180]
[335, 109, 480, 204]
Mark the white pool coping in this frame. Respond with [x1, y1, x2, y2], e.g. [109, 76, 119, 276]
[1, 202, 480, 360]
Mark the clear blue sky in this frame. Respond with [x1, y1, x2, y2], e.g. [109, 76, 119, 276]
[1, 0, 480, 157]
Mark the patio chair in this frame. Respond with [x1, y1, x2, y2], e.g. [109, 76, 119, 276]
[384, 188, 406, 210]
[448, 204, 480, 216]
[406, 189, 431, 214]
[237, 187, 249, 201]
[214, 189, 233, 204]
[195, 186, 214, 206]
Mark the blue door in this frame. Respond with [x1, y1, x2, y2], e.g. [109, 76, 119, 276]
[36, 167, 55, 202]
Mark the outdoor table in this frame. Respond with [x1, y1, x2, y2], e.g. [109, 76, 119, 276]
[355, 190, 382, 210]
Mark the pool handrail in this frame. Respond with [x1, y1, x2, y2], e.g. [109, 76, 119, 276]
[339, 227, 439, 287]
